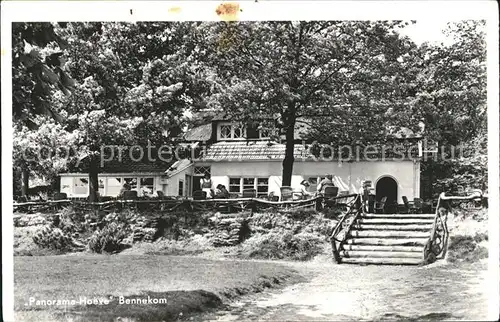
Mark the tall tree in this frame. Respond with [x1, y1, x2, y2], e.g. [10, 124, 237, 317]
[12, 22, 76, 196]
[51, 22, 204, 201]
[197, 21, 415, 185]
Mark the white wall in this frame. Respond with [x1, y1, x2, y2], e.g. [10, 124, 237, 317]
[60, 173, 164, 197]
[165, 166, 193, 196]
[202, 160, 419, 201]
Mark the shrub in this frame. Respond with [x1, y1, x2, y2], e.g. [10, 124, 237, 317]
[447, 234, 488, 263]
[88, 222, 128, 254]
[32, 225, 74, 251]
[239, 230, 324, 261]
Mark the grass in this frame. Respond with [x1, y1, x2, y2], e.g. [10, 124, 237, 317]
[14, 255, 301, 321]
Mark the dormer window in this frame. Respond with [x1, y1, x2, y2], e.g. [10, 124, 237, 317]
[218, 122, 246, 140]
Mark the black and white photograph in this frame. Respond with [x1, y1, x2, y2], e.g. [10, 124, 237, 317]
[2, 1, 499, 321]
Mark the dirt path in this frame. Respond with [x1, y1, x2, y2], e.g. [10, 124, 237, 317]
[203, 255, 490, 321]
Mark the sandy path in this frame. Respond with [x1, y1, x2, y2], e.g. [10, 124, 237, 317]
[204, 256, 490, 321]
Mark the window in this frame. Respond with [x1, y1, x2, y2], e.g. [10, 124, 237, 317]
[229, 178, 241, 193]
[259, 128, 272, 139]
[257, 178, 269, 194]
[228, 177, 269, 194]
[107, 177, 122, 196]
[99, 178, 105, 195]
[194, 166, 211, 176]
[140, 177, 154, 197]
[218, 123, 247, 140]
[233, 125, 244, 138]
[178, 180, 184, 196]
[74, 178, 89, 195]
[220, 125, 231, 139]
[243, 178, 255, 191]
[123, 178, 138, 191]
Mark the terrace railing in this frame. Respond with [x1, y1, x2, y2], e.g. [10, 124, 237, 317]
[12, 193, 357, 214]
[423, 190, 484, 263]
[328, 194, 363, 263]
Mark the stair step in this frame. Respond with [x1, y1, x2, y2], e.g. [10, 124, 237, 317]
[343, 250, 423, 258]
[362, 213, 435, 219]
[341, 257, 423, 265]
[346, 238, 429, 246]
[352, 224, 433, 231]
[350, 230, 430, 238]
[343, 245, 424, 252]
[358, 218, 435, 225]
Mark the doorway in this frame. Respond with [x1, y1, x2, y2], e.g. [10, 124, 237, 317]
[376, 176, 398, 206]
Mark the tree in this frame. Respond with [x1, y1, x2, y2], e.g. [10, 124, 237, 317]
[197, 21, 415, 185]
[12, 22, 77, 196]
[12, 22, 75, 127]
[50, 22, 205, 201]
[409, 21, 487, 197]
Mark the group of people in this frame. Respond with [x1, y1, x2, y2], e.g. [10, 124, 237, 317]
[299, 174, 336, 199]
[200, 173, 337, 200]
[200, 173, 230, 199]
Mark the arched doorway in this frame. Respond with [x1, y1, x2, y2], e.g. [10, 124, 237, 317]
[376, 176, 398, 207]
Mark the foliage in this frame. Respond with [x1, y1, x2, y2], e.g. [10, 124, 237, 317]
[32, 225, 74, 251]
[196, 21, 416, 185]
[447, 235, 488, 263]
[12, 22, 75, 128]
[239, 230, 324, 261]
[88, 222, 128, 253]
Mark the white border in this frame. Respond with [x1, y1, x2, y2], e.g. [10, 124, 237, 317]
[2, 1, 499, 321]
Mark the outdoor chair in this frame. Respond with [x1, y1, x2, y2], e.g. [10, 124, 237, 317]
[280, 186, 293, 202]
[409, 198, 424, 214]
[122, 190, 138, 200]
[374, 196, 387, 214]
[323, 186, 339, 198]
[156, 191, 165, 199]
[400, 196, 411, 213]
[193, 190, 207, 200]
[53, 192, 68, 200]
[242, 189, 257, 198]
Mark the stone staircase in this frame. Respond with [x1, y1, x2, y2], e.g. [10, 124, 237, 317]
[340, 213, 436, 265]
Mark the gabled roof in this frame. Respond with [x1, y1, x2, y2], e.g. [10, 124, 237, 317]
[184, 123, 212, 141]
[165, 159, 193, 177]
[66, 149, 173, 174]
[200, 141, 310, 161]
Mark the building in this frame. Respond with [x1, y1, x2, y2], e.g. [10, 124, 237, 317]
[164, 116, 423, 205]
[59, 116, 423, 204]
[59, 150, 171, 198]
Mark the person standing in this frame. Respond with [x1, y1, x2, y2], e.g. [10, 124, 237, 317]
[200, 173, 214, 199]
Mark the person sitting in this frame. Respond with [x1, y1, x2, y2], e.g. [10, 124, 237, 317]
[299, 180, 314, 199]
[317, 174, 335, 194]
[118, 183, 131, 198]
[214, 184, 230, 199]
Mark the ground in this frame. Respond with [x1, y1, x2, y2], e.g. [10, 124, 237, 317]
[14, 255, 301, 321]
[12, 208, 491, 321]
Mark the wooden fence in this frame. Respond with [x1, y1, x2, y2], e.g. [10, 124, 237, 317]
[13, 194, 360, 214]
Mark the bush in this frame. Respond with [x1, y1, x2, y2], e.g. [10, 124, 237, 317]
[32, 225, 74, 251]
[447, 234, 488, 263]
[88, 222, 128, 254]
[239, 230, 324, 261]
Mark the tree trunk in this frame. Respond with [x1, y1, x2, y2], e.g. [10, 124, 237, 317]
[281, 119, 296, 187]
[21, 166, 29, 197]
[88, 155, 100, 202]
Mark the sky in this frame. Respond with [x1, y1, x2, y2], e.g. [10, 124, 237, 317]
[399, 20, 454, 45]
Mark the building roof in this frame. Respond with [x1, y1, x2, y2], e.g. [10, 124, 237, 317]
[165, 159, 193, 177]
[201, 141, 310, 161]
[65, 149, 173, 174]
[184, 123, 212, 141]
[200, 140, 421, 162]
